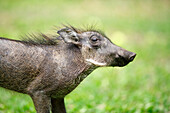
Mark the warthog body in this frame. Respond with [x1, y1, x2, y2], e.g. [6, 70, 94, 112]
[0, 26, 136, 113]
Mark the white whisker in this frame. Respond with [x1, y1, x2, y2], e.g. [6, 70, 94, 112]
[86, 59, 107, 66]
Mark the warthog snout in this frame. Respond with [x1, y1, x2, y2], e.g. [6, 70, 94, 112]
[128, 52, 136, 62]
[115, 48, 136, 67]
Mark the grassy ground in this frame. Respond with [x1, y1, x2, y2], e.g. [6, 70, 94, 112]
[0, 0, 169, 112]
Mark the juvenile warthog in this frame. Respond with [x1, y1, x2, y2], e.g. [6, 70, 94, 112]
[0, 26, 136, 113]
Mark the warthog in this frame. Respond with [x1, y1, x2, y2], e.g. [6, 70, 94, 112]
[0, 26, 136, 113]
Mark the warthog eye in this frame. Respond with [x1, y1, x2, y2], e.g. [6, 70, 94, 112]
[90, 35, 101, 48]
[90, 35, 99, 42]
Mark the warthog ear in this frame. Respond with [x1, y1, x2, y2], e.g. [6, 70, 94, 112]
[57, 27, 81, 46]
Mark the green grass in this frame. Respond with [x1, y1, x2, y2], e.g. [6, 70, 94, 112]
[0, 0, 169, 112]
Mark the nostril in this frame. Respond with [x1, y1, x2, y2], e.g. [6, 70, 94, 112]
[129, 53, 136, 62]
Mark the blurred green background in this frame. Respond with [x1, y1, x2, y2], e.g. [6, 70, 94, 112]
[0, 0, 169, 113]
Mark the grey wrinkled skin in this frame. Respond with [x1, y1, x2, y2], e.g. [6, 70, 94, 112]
[0, 26, 136, 113]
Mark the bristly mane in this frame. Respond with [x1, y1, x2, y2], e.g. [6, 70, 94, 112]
[20, 25, 107, 45]
[65, 25, 107, 37]
[20, 33, 59, 45]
